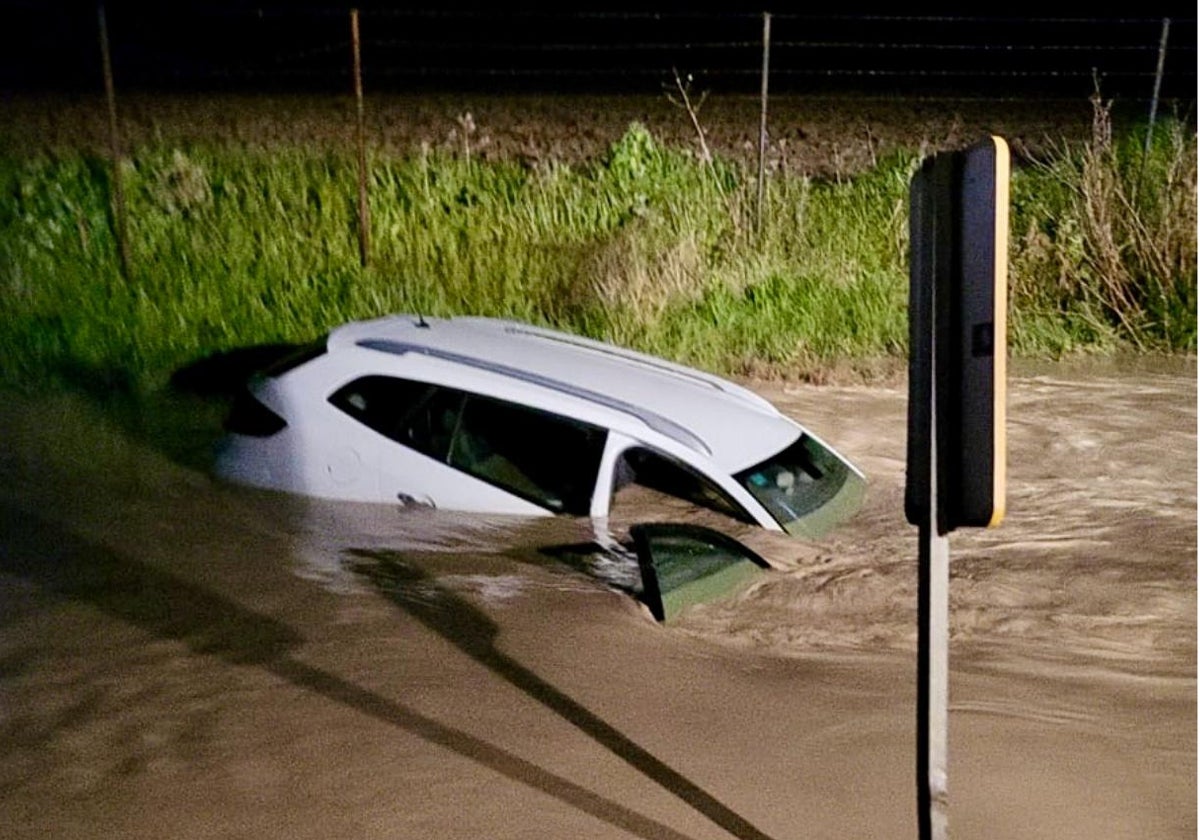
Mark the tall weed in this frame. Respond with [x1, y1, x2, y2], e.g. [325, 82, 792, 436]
[1009, 96, 1197, 353]
[0, 115, 1194, 392]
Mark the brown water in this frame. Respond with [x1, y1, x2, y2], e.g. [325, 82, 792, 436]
[681, 361, 1197, 680]
[0, 362, 1194, 839]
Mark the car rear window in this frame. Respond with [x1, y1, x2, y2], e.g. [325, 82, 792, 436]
[262, 340, 328, 378]
[225, 391, 287, 436]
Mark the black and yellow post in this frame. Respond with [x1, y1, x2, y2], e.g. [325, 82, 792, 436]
[906, 136, 1009, 840]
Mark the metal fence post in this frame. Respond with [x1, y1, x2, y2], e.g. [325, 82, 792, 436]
[352, 8, 370, 269]
[1145, 17, 1171, 157]
[98, 3, 130, 280]
[756, 11, 771, 234]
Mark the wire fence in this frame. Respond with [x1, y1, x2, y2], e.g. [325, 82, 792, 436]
[33, 5, 1185, 277]
[3, 6, 1196, 103]
[5, 5, 1192, 288]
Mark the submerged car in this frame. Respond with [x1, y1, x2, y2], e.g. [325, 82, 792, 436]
[214, 314, 866, 539]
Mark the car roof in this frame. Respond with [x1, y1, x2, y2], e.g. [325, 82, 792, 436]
[324, 315, 802, 472]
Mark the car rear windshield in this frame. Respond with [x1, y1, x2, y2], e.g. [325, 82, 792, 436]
[262, 340, 328, 377]
[224, 390, 287, 436]
[734, 434, 866, 539]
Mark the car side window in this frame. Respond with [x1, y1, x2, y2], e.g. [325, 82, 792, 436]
[328, 375, 436, 444]
[613, 446, 755, 524]
[402, 387, 466, 463]
[450, 394, 606, 515]
[329, 375, 606, 515]
[330, 376, 467, 464]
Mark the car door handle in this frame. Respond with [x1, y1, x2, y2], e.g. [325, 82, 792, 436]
[397, 493, 436, 509]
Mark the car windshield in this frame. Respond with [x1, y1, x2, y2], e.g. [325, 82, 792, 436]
[734, 434, 866, 539]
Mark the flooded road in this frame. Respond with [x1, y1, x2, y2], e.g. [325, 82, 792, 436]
[0, 361, 1194, 839]
[682, 361, 1197, 680]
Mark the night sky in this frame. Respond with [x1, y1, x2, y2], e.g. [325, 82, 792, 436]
[1, 2, 1196, 101]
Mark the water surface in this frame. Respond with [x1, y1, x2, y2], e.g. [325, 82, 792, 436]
[0, 362, 1193, 839]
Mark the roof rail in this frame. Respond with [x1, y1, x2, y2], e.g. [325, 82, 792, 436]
[356, 339, 712, 456]
[495, 322, 777, 412]
[500, 324, 721, 388]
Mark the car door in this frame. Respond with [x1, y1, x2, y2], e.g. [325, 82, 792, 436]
[630, 523, 773, 622]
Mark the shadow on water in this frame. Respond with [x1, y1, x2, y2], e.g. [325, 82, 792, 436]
[0, 504, 303, 663]
[346, 547, 780, 840]
[0, 502, 753, 840]
[32, 344, 304, 476]
[168, 343, 304, 397]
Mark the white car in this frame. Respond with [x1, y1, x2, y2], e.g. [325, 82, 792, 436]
[214, 314, 866, 539]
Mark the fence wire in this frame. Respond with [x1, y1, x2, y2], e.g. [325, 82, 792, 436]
[1, 7, 1195, 102]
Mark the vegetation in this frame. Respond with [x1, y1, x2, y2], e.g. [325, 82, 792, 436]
[1009, 96, 1197, 355]
[0, 104, 1194, 395]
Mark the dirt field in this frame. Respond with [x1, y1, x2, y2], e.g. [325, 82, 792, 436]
[1, 92, 1128, 176]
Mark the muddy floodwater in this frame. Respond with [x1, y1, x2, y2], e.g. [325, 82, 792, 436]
[0, 360, 1194, 839]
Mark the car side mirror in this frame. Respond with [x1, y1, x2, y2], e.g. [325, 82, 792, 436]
[630, 524, 771, 623]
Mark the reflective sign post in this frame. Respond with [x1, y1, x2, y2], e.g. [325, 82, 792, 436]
[906, 136, 1009, 840]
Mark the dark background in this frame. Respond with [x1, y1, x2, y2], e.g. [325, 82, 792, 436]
[1, 2, 1196, 103]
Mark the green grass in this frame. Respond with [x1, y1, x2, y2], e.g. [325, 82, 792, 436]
[1, 117, 1194, 395]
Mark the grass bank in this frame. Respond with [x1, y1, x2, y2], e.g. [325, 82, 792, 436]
[1, 109, 1194, 394]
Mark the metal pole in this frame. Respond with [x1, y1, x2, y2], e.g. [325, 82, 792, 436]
[351, 8, 370, 269]
[917, 501, 950, 840]
[98, 3, 130, 279]
[1144, 18, 1170, 157]
[913, 158, 951, 840]
[756, 12, 771, 234]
